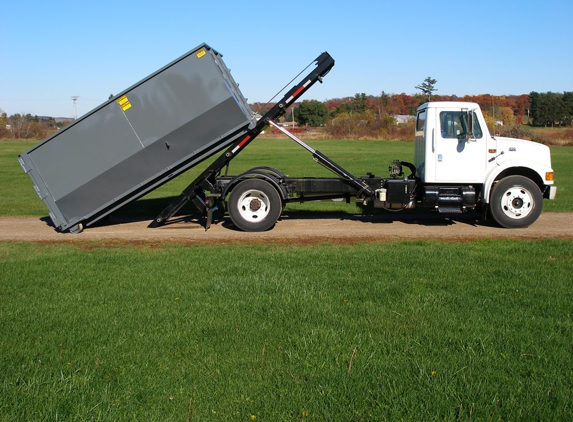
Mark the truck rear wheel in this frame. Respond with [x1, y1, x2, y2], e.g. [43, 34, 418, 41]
[228, 179, 282, 232]
[489, 176, 542, 228]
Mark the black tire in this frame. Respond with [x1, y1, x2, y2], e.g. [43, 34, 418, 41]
[489, 176, 543, 228]
[227, 179, 282, 232]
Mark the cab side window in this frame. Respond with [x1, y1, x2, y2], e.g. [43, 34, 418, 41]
[440, 112, 465, 138]
[440, 111, 483, 139]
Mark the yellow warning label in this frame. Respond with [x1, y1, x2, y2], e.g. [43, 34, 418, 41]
[117, 95, 132, 111]
[196, 48, 207, 59]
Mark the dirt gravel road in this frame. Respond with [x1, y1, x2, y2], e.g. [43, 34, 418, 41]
[1, 212, 572, 245]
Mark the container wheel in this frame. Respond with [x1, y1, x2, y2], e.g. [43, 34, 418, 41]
[69, 223, 84, 234]
[228, 179, 282, 232]
[489, 176, 542, 228]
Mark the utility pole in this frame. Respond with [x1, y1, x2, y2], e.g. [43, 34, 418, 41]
[71, 96, 79, 120]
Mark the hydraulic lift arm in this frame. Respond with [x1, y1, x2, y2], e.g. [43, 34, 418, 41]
[149, 52, 335, 228]
[267, 121, 374, 196]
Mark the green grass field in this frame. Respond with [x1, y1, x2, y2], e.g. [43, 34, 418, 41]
[2, 240, 573, 420]
[1, 140, 573, 420]
[2, 138, 572, 217]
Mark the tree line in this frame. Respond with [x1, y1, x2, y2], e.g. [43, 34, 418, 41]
[254, 91, 571, 140]
[2, 90, 572, 140]
[289, 92, 569, 126]
[0, 111, 68, 140]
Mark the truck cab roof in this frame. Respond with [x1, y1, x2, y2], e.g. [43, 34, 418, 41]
[417, 101, 480, 111]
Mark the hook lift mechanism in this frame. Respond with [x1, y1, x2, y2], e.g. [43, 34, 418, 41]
[148, 52, 378, 230]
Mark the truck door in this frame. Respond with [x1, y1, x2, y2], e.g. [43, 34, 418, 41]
[434, 110, 486, 182]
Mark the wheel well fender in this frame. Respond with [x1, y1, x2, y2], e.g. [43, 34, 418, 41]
[222, 168, 287, 203]
[483, 166, 545, 203]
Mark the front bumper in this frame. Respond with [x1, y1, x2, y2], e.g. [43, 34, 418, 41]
[545, 185, 557, 200]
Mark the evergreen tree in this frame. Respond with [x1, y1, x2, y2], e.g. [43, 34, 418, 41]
[562, 92, 573, 126]
[352, 93, 367, 113]
[295, 100, 329, 126]
[415, 77, 438, 102]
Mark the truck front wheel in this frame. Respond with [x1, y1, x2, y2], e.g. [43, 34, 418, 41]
[228, 179, 282, 232]
[489, 176, 542, 228]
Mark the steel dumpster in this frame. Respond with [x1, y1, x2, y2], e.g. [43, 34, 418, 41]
[18, 43, 256, 232]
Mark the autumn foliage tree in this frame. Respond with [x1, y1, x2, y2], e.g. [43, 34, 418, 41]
[0, 111, 8, 138]
[325, 92, 416, 140]
[497, 107, 516, 126]
[0, 113, 62, 140]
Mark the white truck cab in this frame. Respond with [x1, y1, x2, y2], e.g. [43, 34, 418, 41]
[415, 102, 556, 228]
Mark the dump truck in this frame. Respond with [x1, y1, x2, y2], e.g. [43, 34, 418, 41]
[19, 44, 556, 233]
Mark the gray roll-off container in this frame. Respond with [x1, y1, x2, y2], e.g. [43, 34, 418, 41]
[18, 43, 256, 232]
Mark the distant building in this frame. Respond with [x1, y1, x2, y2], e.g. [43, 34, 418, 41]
[395, 115, 415, 124]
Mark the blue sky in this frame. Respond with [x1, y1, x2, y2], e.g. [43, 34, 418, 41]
[1, 0, 572, 118]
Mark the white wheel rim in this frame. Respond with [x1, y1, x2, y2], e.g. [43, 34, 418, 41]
[236, 189, 271, 222]
[499, 187, 533, 220]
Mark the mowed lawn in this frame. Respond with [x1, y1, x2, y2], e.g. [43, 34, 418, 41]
[1, 240, 572, 420]
[2, 138, 572, 217]
[1, 139, 573, 420]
